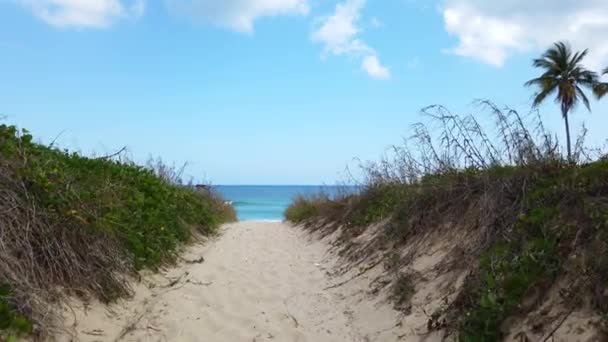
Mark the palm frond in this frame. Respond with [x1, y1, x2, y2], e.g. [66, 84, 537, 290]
[594, 82, 608, 99]
[576, 70, 600, 89]
[570, 49, 589, 67]
[576, 85, 591, 111]
[549, 42, 571, 70]
[524, 77, 547, 87]
[532, 58, 557, 71]
[597, 67, 608, 98]
[531, 82, 558, 108]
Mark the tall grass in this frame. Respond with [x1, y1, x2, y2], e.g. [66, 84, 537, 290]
[0, 124, 235, 338]
[285, 100, 599, 228]
[284, 101, 608, 340]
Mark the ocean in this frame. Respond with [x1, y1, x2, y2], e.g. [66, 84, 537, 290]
[215, 185, 350, 221]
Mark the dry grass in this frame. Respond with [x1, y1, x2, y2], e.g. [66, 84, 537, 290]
[0, 161, 130, 335]
[285, 101, 608, 340]
[0, 124, 235, 339]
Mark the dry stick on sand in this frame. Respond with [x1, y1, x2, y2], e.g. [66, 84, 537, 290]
[163, 271, 189, 288]
[283, 299, 300, 328]
[184, 256, 205, 264]
[323, 258, 384, 290]
[113, 298, 156, 342]
[113, 256, 216, 341]
[82, 329, 105, 336]
[541, 307, 575, 342]
[114, 276, 204, 341]
[189, 279, 213, 286]
[540, 277, 587, 342]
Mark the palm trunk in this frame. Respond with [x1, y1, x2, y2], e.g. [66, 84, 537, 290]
[563, 107, 572, 163]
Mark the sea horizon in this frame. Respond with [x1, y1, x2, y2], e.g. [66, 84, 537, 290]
[215, 185, 356, 221]
[213, 184, 357, 187]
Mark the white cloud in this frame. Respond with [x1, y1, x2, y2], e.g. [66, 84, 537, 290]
[311, 0, 390, 80]
[362, 55, 390, 79]
[17, 0, 144, 28]
[165, 0, 309, 33]
[442, 0, 608, 69]
[311, 0, 369, 55]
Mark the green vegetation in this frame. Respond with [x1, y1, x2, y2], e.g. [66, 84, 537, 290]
[346, 184, 402, 227]
[287, 46, 608, 341]
[284, 195, 324, 223]
[285, 100, 608, 340]
[1, 286, 32, 340]
[390, 273, 416, 313]
[0, 124, 235, 337]
[457, 162, 608, 341]
[284, 184, 402, 228]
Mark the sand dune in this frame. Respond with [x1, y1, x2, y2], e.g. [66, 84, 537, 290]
[53, 221, 405, 342]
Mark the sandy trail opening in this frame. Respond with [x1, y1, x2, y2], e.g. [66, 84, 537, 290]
[56, 221, 402, 342]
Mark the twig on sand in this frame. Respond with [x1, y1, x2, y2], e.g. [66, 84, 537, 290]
[114, 316, 140, 341]
[113, 271, 213, 341]
[82, 329, 104, 336]
[541, 307, 575, 342]
[184, 256, 205, 264]
[283, 299, 300, 328]
[114, 298, 156, 341]
[164, 271, 189, 288]
[323, 258, 384, 290]
[189, 279, 213, 286]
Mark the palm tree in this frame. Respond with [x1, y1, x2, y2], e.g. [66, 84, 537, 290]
[594, 67, 608, 99]
[525, 41, 599, 162]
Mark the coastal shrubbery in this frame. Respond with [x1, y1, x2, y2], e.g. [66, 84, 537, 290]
[284, 102, 608, 340]
[0, 124, 235, 339]
[284, 195, 323, 224]
[287, 41, 608, 340]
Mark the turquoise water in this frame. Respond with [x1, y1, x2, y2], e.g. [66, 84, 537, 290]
[215, 185, 349, 221]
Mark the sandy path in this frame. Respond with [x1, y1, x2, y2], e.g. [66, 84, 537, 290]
[59, 221, 369, 342]
[134, 221, 357, 341]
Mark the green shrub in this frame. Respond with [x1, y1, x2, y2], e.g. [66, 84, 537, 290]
[347, 184, 402, 227]
[390, 274, 416, 313]
[457, 162, 608, 341]
[458, 211, 561, 341]
[0, 124, 235, 336]
[284, 195, 323, 223]
[284, 103, 608, 340]
[21, 142, 222, 268]
[0, 285, 32, 339]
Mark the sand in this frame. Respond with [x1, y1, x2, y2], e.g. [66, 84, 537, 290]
[53, 221, 405, 342]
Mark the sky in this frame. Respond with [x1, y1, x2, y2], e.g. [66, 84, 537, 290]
[1, 0, 608, 185]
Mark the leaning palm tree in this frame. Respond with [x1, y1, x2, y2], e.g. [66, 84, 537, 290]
[525, 41, 598, 162]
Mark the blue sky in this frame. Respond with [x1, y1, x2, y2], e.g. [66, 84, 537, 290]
[1, 0, 607, 184]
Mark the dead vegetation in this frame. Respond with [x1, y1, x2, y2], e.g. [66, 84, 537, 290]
[0, 124, 235, 339]
[285, 101, 608, 341]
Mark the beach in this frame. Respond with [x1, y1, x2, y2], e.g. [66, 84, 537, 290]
[55, 221, 404, 342]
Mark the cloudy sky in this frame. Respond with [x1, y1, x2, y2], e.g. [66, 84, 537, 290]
[1, 0, 608, 184]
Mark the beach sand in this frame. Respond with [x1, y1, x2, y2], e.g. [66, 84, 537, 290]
[54, 221, 405, 342]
